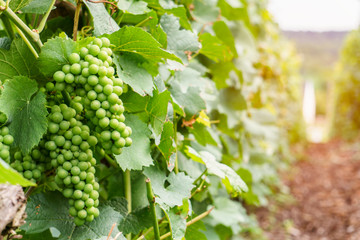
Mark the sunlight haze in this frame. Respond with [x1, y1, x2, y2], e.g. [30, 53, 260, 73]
[268, 0, 360, 31]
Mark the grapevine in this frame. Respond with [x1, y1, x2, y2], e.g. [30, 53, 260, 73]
[0, 1, 305, 239]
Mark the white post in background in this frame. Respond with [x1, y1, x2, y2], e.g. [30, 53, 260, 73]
[302, 80, 316, 124]
[302, 80, 323, 142]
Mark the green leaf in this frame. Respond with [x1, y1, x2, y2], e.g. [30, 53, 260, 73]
[38, 37, 76, 77]
[117, 0, 151, 15]
[185, 147, 248, 194]
[208, 197, 248, 234]
[121, 90, 149, 113]
[168, 208, 186, 240]
[22, 191, 127, 240]
[107, 26, 181, 64]
[0, 39, 44, 81]
[0, 76, 48, 155]
[160, 14, 200, 61]
[0, 159, 36, 186]
[119, 206, 153, 234]
[199, 33, 233, 62]
[113, 54, 154, 96]
[157, 121, 175, 160]
[83, 0, 120, 36]
[213, 21, 237, 57]
[217, 0, 248, 21]
[146, 89, 171, 136]
[143, 165, 194, 209]
[22, 229, 58, 240]
[115, 114, 153, 171]
[209, 61, 237, 89]
[185, 220, 207, 240]
[9, 0, 34, 12]
[20, 0, 53, 14]
[165, 6, 192, 30]
[0, 37, 11, 50]
[169, 82, 206, 119]
[189, 122, 217, 146]
[192, 0, 219, 23]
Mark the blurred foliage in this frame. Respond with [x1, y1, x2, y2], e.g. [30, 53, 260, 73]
[331, 29, 360, 139]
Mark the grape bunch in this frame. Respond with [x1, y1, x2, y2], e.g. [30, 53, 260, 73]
[0, 112, 13, 163]
[10, 147, 50, 182]
[48, 37, 132, 156]
[45, 104, 100, 226]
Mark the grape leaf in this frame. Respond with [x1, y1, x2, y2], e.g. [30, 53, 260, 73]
[160, 14, 200, 61]
[22, 191, 127, 240]
[0, 39, 44, 81]
[38, 37, 76, 77]
[0, 37, 11, 50]
[169, 81, 206, 119]
[121, 90, 149, 112]
[117, 0, 151, 15]
[0, 159, 36, 186]
[199, 33, 233, 62]
[9, 0, 34, 12]
[113, 54, 154, 96]
[188, 122, 217, 146]
[22, 229, 58, 240]
[184, 220, 207, 240]
[0, 76, 48, 155]
[192, 0, 219, 23]
[165, 6, 192, 30]
[185, 147, 248, 194]
[20, 0, 54, 14]
[157, 121, 175, 160]
[209, 61, 238, 89]
[143, 165, 194, 209]
[106, 26, 181, 64]
[115, 114, 153, 171]
[213, 21, 237, 57]
[217, 0, 248, 21]
[167, 208, 186, 240]
[207, 197, 248, 234]
[83, 0, 120, 36]
[146, 89, 171, 137]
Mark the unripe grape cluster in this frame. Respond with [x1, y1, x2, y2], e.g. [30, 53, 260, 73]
[45, 104, 100, 225]
[0, 112, 13, 163]
[2, 37, 131, 226]
[48, 37, 132, 156]
[10, 147, 50, 182]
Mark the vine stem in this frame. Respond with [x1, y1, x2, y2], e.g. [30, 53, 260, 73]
[36, 0, 56, 32]
[73, 0, 82, 41]
[134, 16, 153, 27]
[0, 0, 42, 49]
[124, 169, 132, 240]
[159, 207, 215, 240]
[173, 113, 179, 174]
[14, 25, 38, 58]
[1, 15, 15, 39]
[146, 178, 161, 240]
[61, 90, 72, 106]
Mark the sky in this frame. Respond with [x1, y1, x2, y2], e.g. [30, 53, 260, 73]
[268, 0, 360, 31]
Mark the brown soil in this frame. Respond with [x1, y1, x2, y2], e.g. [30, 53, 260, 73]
[257, 139, 360, 240]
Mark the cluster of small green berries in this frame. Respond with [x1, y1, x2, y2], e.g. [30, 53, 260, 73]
[45, 104, 99, 226]
[10, 148, 50, 182]
[0, 112, 13, 163]
[48, 37, 132, 155]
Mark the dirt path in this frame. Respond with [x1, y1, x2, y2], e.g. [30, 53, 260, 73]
[257, 139, 360, 240]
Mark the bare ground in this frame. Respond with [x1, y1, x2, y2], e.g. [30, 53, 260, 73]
[256, 139, 360, 240]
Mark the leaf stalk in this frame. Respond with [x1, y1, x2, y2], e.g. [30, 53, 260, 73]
[146, 178, 161, 240]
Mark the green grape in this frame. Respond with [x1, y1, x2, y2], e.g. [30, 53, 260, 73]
[53, 71, 65, 82]
[69, 53, 81, 64]
[74, 217, 85, 226]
